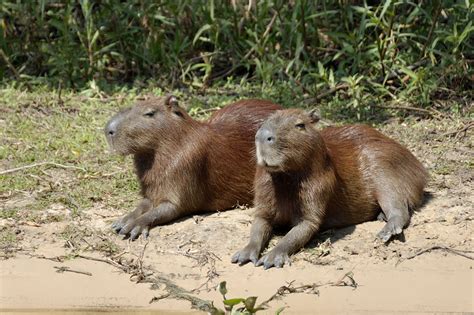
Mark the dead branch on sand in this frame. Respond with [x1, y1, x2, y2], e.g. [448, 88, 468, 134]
[260, 271, 358, 307]
[398, 245, 474, 265]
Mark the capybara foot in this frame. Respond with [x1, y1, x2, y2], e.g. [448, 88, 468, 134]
[377, 212, 387, 222]
[111, 215, 132, 233]
[377, 215, 404, 242]
[118, 217, 151, 240]
[231, 244, 260, 265]
[256, 248, 291, 269]
[112, 199, 152, 234]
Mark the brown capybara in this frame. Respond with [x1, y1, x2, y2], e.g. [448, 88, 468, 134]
[232, 109, 428, 269]
[105, 95, 281, 240]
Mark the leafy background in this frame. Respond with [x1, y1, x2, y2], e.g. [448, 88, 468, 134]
[1, 0, 472, 119]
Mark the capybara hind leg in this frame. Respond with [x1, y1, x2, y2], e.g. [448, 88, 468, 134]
[119, 201, 179, 240]
[231, 217, 273, 265]
[112, 199, 152, 233]
[376, 196, 410, 242]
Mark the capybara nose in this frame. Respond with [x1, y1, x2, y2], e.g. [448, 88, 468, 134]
[256, 128, 276, 145]
[105, 119, 118, 137]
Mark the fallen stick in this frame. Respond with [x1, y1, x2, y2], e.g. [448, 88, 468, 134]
[373, 104, 446, 119]
[0, 162, 86, 175]
[54, 266, 92, 276]
[402, 245, 473, 262]
[439, 121, 474, 139]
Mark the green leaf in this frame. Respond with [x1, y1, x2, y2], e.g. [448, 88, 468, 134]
[90, 30, 100, 48]
[399, 66, 418, 81]
[218, 281, 227, 297]
[317, 61, 325, 77]
[193, 24, 212, 46]
[209, 0, 215, 21]
[243, 296, 257, 311]
[329, 69, 335, 88]
[379, 0, 392, 20]
[223, 298, 245, 306]
[275, 306, 287, 314]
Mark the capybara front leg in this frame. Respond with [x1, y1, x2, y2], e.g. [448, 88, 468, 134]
[257, 220, 318, 269]
[231, 217, 273, 265]
[118, 201, 179, 240]
[112, 198, 152, 233]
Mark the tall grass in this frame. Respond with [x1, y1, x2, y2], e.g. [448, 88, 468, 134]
[0, 1, 472, 114]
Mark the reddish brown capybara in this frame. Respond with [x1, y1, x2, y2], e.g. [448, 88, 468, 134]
[105, 95, 281, 240]
[232, 109, 428, 269]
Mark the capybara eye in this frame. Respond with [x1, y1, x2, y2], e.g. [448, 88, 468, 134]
[295, 123, 305, 129]
[144, 111, 156, 117]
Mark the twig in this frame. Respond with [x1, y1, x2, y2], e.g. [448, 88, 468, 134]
[420, 3, 442, 58]
[131, 241, 150, 282]
[378, 59, 428, 84]
[0, 162, 86, 175]
[373, 104, 447, 119]
[149, 293, 171, 304]
[399, 245, 474, 264]
[0, 48, 32, 91]
[260, 270, 357, 307]
[330, 271, 358, 289]
[54, 266, 92, 276]
[439, 121, 474, 139]
[259, 280, 320, 307]
[76, 254, 128, 272]
[304, 84, 350, 103]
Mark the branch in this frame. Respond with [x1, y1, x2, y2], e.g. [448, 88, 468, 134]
[398, 245, 474, 265]
[373, 103, 449, 119]
[0, 49, 32, 91]
[0, 162, 86, 175]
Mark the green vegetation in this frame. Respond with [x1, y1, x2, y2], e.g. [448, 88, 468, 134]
[209, 281, 281, 315]
[1, 1, 472, 120]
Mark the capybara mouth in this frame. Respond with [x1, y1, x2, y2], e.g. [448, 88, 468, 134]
[106, 140, 130, 156]
[262, 162, 282, 172]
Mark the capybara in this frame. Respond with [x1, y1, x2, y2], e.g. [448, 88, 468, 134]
[105, 95, 281, 240]
[232, 109, 428, 269]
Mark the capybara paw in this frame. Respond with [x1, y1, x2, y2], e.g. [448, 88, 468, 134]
[111, 218, 126, 233]
[231, 245, 260, 265]
[377, 217, 404, 242]
[256, 249, 291, 270]
[112, 212, 136, 233]
[118, 219, 150, 240]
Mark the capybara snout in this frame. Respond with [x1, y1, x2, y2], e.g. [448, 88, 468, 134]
[255, 109, 322, 172]
[104, 95, 185, 155]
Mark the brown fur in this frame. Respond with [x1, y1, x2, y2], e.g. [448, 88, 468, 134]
[105, 96, 281, 239]
[232, 109, 428, 269]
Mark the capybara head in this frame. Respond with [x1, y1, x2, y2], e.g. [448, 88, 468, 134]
[255, 109, 323, 172]
[105, 95, 190, 155]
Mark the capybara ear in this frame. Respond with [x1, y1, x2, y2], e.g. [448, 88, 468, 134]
[165, 95, 184, 118]
[308, 108, 320, 124]
[165, 95, 179, 108]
